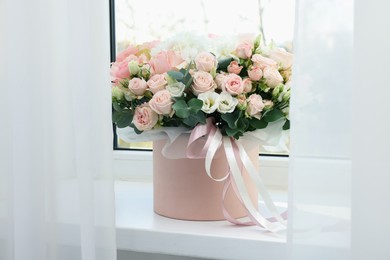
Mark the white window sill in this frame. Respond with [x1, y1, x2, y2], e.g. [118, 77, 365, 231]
[115, 181, 288, 260]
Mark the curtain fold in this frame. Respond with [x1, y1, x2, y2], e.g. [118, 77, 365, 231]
[287, 0, 353, 259]
[0, 0, 117, 260]
[288, 0, 390, 259]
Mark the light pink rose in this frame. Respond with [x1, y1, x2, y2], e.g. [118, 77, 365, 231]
[246, 94, 265, 117]
[265, 48, 293, 69]
[116, 45, 138, 62]
[263, 67, 283, 88]
[110, 55, 138, 84]
[128, 78, 148, 96]
[149, 90, 173, 115]
[263, 100, 274, 109]
[227, 61, 243, 74]
[248, 65, 263, 81]
[132, 104, 159, 131]
[195, 52, 216, 72]
[235, 42, 253, 59]
[242, 78, 253, 93]
[149, 50, 184, 74]
[251, 54, 277, 69]
[147, 74, 168, 94]
[223, 74, 244, 96]
[192, 71, 216, 95]
[215, 73, 227, 89]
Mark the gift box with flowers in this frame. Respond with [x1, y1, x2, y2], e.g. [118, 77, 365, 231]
[111, 34, 292, 231]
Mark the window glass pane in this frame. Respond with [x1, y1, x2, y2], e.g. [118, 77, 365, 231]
[114, 0, 294, 154]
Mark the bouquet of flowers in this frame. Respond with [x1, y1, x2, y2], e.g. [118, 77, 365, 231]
[111, 34, 292, 140]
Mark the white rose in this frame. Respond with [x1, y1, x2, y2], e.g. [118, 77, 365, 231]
[167, 82, 186, 97]
[197, 91, 220, 114]
[217, 92, 238, 114]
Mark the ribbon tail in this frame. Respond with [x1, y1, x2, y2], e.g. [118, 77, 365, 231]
[236, 141, 287, 225]
[223, 137, 286, 232]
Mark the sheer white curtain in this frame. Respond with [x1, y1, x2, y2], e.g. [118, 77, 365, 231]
[288, 0, 390, 259]
[0, 0, 117, 260]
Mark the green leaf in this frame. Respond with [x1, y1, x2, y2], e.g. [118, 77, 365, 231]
[182, 116, 198, 127]
[237, 117, 249, 131]
[112, 102, 122, 112]
[112, 110, 133, 128]
[249, 118, 268, 129]
[184, 77, 193, 88]
[172, 100, 188, 110]
[130, 123, 143, 134]
[225, 127, 238, 137]
[182, 73, 193, 88]
[282, 119, 290, 130]
[217, 57, 234, 71]
[221, 110, 242, 129]
[192, 111, 206, 124]
[188, 98, 203, 112]
[263, 108, 284, 123]
[167, 70, 184, 81]
[173, 100, 190, 118]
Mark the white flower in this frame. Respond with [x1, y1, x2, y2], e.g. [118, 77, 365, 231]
[197, 91, 220, 114]
[217, 92, 238, 114]
[167, 82, 186, 97]
[151, 33, 210, 63]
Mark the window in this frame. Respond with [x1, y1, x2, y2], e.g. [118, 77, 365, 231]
[111, 0, 295, 155]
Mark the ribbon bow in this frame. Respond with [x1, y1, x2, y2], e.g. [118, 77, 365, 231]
[186, 118, 287, 232]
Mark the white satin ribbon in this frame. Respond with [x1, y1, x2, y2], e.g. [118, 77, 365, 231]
[222, 137, 286, 232]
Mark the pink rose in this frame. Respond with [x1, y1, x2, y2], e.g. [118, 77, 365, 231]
[116, 45, 138, 63]
[235, 42, 253, 59]
[215, 73, 227, 89]
[195, 52, 216, 72]
[141, 40, 160, 50]
[246, 94, 265, 117]
[128, 78, 148, 96]
[251, 54, 277, 69]
[133, 104, 159, 131]
[110, 55, 138, 84]
[242, 78, 253, 93]
[248, 65, 263, 81]
[192, 71, 216, 95]
[147, 74, 168, 94]
[149, 50, 184, 74]
[138, 54, 148, 64]
[223, 74, 244, 96]
[265, 48, 293, 69]
[263, 67, 283, 88]
[227, 61, 243, 74]
[149, 90, 173, 115]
